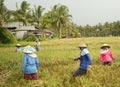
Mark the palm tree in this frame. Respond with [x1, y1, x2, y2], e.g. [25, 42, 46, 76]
[50, 4, 72, 38]
[32, 5, 45, 28]
[0, 0, 10, 26]
[13, 1, 32, 25]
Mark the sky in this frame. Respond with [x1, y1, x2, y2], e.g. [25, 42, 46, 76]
[4, 0, 120, 26]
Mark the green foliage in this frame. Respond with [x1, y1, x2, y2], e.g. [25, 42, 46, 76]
[38, 37, 48, 41]
[0, 28, 17, 44]
[25, 35, 49, 41]
[1, 0, 120, 38]
[25, 35, 37, 41]
[79, 21, 120, 37]
[0, 0, 9, 26]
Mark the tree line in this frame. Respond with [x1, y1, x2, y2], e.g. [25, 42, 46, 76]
[79, 21, 120, 37]
[0, 0, 120, 38]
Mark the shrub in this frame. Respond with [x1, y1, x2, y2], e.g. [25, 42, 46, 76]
[38, 37, 47, 41]
[0, 28, 17, 44]
[25, 35, 37, 42]
[25, 35, 51, 42]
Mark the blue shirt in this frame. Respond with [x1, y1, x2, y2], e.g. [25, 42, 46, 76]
[22, 54, 39, 74]
[79, 48, 92, 70]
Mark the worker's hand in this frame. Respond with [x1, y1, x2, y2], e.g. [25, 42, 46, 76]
[74, 58, 79, 61]
[89, 65, 92, 68]
[113, 58, 115, 61]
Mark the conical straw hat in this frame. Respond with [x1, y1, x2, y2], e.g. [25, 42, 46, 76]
[101, 44, 110, 49]
[78, 43, 87, 48]
[22, 45, 36, 53]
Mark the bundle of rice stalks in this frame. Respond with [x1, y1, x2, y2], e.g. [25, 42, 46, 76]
[0, 70, 11, 84]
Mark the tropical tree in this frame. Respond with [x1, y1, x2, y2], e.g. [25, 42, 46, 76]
[0, 28, 17, 44]
[42, 4, 72, 38]
[40, 12, 52, 29]
[0, 0, 11, 26]
[111, 21, 120, 36]
[12, 1, 32, 25]
[31, 5, 45, 28]
[51, 4, 72, 38]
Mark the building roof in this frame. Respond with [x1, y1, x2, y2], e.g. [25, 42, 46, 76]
[15, 26, 36, 31]
[33, 29, 53, 34]
[0, 27, 16, 30]
[3, 22, 23, 28]
[43, 29, 53, 34]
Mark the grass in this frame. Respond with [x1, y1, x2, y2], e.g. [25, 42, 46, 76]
[0, 37, 120, 87]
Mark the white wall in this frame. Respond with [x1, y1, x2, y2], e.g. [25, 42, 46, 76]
[15, 31, 27, 39]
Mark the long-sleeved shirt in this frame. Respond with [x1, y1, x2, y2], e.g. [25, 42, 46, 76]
[100, 49, 114, 62]
[22, 53, 39, 74]
[78, 48, 92, 70]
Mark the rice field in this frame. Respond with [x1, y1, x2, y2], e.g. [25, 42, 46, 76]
[0, 37, 120, 87]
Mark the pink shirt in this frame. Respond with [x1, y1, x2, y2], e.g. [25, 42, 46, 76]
[100, 49, 114, 62]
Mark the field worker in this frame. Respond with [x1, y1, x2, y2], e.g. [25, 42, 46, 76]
[22, 45, 39, 80]
[73, 43, 92, 77]
[100, 44, 115, 66]
[35, 39, 40, 51]
[16, 44, 22, 52]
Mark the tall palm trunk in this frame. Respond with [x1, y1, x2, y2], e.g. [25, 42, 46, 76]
[58, 22, 62, 38]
